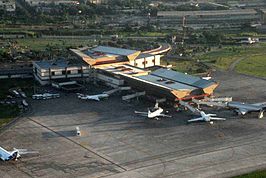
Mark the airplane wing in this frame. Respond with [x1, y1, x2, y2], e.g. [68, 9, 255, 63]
[207, 114, 217, 116]
[210, 117, 226, 121]
[187, 117, 204, 122]
[14, 148, 39, 155]
[0, 147, 12, 161]
[98, 94, 109, 98]
[82, 97, 100, 101]
[18, 151, 39, 155]
[252, 102, 266, 107]
[134, 111, 148, 114]
[158, 114, 172, 118]
[14, 148, 27, 152]
[238, 109, 248, 115]
[134, 111, 148, 117]
[92, 97, 100, 101]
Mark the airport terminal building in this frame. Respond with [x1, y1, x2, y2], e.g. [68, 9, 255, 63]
[71, 45, 218, 101]
[33, 45, 218, 101]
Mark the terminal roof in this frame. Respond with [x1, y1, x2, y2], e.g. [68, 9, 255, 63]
[35, 60, 68, 69]
[136, 75, 197, 91]
[135, 53, 154, 59]
[91, 46, 139, 56]
[151, 68, 216, 88]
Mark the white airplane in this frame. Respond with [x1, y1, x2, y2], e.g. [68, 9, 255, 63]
[202, 76, 212, 80]
[190, 2, 199, 7]
[0, 146, 38, 161]
[22, 99, 28, 107]
[9, 89, 20, 97]
[227, 101, 266, 119]
[187, 111, 226, 124]
[76, 126, 81, 136]
[135, 103, 172, 120]
[77, 93, 109, 101]
[18, 88, 27, 98]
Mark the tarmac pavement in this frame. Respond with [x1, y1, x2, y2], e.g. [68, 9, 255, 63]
[0, 71, 266, 178]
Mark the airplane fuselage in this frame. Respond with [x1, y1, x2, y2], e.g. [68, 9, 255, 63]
[79, 94, 109, 101]
[228, 102, 263, 111]
[148, 108, 164, 118]
[200, 112, 211, 122]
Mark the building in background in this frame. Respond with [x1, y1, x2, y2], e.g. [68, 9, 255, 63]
[24, 0, 79, 6]
[0, 0, 15, 12]
[88, 0, 107, 4]
[155, 9, 261, 30]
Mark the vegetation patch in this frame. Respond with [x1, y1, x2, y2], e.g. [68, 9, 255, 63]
[0, 105, 20, 127]
[233, 169, 266, 178]
[0, 79, 34, 99]
[198, 47, 244, 69]
[16, 38, 96, 51]
[161, 59, 209, 74]
[236, 56, 266, 78]
[198, 43, 266, 72]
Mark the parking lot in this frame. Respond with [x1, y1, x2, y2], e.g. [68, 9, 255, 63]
[0, 71, 266, 178]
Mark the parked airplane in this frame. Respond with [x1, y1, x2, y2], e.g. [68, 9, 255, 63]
[135, 103, 172, 120]
[77, 93, 109, 101]
[202, 77, 212, 80]
[0, 146, 38, 161]
[9, 89, 20, 98]
[22, 99, 28, 107]
[76, 126, 81, 136]
[17, 88, 27, 98]
[187, 111, 226, 124]
[227, 101, 266, 119]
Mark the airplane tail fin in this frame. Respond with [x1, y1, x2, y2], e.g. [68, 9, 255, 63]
[154, 102, 159, 109]
[259, 110, 264, 119]
[10, 151, 19, 161]
[148, 109, 152, 118]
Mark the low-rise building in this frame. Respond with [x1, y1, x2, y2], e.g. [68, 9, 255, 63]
[33, 59, 90, 85]
[88, 0, 107, 4]
[155, 9, 261, 30]
[25, 0, 79, 6]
